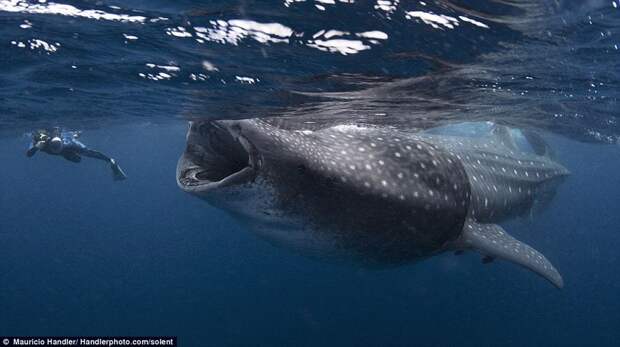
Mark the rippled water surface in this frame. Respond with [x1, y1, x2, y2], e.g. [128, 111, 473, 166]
[1, 0, 620, 346]
[2, 0, 618, 139]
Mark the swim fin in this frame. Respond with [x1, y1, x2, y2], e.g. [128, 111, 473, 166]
[110, 159, 127, 181]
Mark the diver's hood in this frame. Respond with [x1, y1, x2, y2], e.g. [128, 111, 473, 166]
[48, 137, 63, 154]
[176, 121, 259, 195]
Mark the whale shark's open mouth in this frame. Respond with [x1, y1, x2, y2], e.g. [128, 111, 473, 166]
[177, 121, 257, 194]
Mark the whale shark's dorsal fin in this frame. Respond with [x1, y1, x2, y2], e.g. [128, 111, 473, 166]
[456, 221, 564, 288]
[491, 125, 518, 151]
[521, 129, 556, 159]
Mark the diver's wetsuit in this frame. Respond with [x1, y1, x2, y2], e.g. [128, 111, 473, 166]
[27, 128, 127, 181]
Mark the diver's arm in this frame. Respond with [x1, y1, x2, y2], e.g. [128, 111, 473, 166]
[26, 145, 38, 157]
[26, 141, 45, 157]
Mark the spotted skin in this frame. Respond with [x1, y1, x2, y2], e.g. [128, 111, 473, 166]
[242, 121, 471, 214]
[417, 128, 569, 222]
[416, 127, 567, 287]
[461, 221, 563, 288]
[218, 119, 471, 264]
[177, 119, 568, 288]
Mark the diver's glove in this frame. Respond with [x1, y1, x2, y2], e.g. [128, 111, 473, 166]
[110, 159, 128, 181]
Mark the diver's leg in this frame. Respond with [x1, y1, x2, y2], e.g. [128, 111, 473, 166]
[62, 151, 82, 163]
[78, 148, 112, 161]
[77, 147, 127, 181]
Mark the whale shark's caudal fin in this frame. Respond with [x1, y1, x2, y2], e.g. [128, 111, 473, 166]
[455, 221, 563, 288]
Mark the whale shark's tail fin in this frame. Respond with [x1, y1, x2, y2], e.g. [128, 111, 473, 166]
[454, 221, 563, 288]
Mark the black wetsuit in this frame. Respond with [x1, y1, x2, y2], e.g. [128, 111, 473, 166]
[27, 129, 127, 180]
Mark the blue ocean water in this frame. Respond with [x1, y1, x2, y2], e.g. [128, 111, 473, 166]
[1, 0, 620, 346]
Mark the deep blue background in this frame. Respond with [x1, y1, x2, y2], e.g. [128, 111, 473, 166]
[0, 123, 619, 346]
[1, 0, 620, 345]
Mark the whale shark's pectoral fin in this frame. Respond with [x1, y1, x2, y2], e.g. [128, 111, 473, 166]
[455, 221, 564, 288]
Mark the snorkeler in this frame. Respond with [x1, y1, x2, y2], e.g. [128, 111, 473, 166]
[26, 127, 127, 181]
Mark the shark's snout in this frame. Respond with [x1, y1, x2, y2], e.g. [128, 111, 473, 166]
[176, 121, 257, 194]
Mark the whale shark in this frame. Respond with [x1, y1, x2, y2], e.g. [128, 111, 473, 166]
[176, 119, 569, 288]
